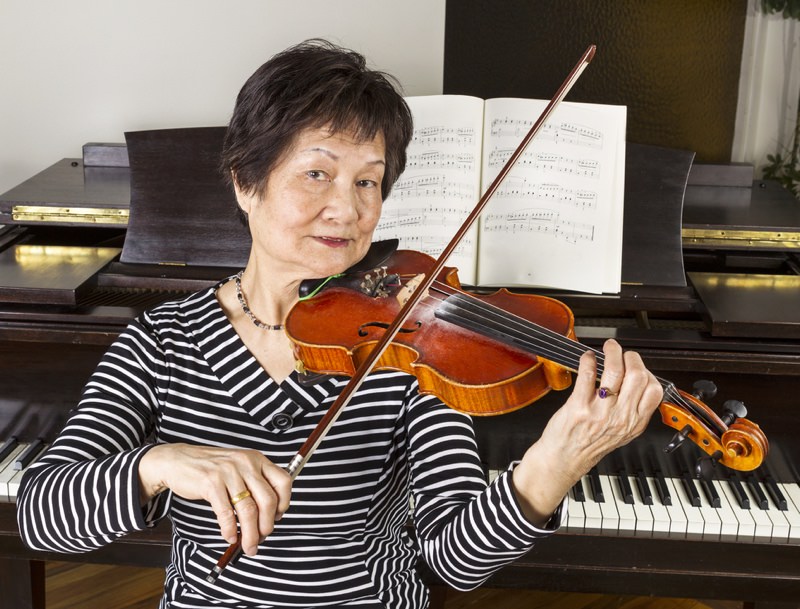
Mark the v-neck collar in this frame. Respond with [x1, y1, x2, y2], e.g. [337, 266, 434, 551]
[188, 285, 342, 431]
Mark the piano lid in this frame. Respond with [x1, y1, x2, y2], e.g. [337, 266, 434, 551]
[0, 158, 130, 228]
[683, 169, 800, 251]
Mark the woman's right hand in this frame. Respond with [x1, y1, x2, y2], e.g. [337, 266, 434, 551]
[138, 443, 292, 556]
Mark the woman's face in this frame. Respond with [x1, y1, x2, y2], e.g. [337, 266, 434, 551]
[236, 125, 386, 283]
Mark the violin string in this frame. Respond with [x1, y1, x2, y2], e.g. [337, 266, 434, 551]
[406, 278, 720, 433]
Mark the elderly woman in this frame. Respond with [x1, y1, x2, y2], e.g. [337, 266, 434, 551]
[17, 40, 662, 608]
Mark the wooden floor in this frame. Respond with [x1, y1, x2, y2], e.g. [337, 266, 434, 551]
[44, 562, 743, 609]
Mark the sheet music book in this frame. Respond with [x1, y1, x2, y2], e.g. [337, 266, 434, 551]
[373, 95, 627, 294]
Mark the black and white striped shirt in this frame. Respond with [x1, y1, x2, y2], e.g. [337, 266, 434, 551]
[17, 281, 562, 608]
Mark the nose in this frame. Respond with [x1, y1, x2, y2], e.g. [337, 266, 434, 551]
[322, 183, 360, 223]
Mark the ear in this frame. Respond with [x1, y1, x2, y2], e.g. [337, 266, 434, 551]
[231, 173, 256, 216]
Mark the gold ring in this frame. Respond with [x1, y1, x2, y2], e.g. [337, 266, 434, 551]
[597, 386, 618, 399]
[230, 490, 252, 506]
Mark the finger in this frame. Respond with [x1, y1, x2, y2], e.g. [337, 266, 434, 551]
[597, 339, 624, 397]
[572, 348, 600, 404]
[207, 483, 242, 545]
[239, 464, 292, 552]
[231, 491, 261, 556]
[262, 463, 292, 517]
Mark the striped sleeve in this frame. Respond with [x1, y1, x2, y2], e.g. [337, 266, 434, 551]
[16, 316, 168, 553]
[406, 391, 565, 591]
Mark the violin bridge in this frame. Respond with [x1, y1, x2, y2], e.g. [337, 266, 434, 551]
[396, 273, 427, 307]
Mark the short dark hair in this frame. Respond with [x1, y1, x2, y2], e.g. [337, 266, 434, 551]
[221, 39, 413, 209]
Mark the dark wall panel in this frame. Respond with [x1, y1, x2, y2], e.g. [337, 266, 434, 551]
[444, 0, 747, 162]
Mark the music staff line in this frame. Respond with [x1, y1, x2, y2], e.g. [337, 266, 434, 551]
[482, 209, 596, 244]
[490, 117, 604, 149]
[487, 150, 602, 178]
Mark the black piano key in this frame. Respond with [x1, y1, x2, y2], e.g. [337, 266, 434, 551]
[727, 475, 750, 509]
[763, 474, 788, 511]
[681, 472, 701, 507]
[745, 474, 769, 510]
[588, 468, 604, 503]
[571, 479, 586, 502]
[653, 470, 671, 506]
[700, 478, 721, 508]
[13, 439, 45, 471]
[617, 472, 634, 505]
[0, 436, 19, 462]
[635, 470, 653, 505]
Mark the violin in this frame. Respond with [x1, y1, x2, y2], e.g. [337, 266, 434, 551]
[287, 243, 769, 474]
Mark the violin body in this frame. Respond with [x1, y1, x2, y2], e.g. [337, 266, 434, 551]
[288, 244, 769, 472]
[286, 249, 576, 416]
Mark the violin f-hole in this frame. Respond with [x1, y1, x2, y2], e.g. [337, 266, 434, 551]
[358, 320, 422, 337]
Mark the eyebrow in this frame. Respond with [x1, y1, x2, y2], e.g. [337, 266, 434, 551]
[304, 147, 385, 166]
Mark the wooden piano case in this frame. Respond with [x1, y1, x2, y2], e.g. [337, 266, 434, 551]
[1, 129, 799, 609]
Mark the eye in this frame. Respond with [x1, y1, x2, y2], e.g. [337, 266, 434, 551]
[356, 179, 379, 189]
[306, 169, 328, 181]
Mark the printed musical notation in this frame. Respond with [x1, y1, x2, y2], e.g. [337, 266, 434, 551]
[487, 150, 601, 178]
[405, 151, 476, 173]
[493, 179, 598, 210]
[482, 209, 595, 244]
[391, 174, 475, 201]
[378, 204, 469, 230]
[412, 125, 477, 147]
[490, 118, 603, 149]
[376, 94, 626, 292]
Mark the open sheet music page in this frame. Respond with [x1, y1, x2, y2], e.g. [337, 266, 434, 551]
[478, 98, 626, 293]
[375, 95, 626, 292]
[374, 95, 484, 284]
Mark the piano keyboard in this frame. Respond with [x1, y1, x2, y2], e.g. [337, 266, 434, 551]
[486, 468, 800, 545]
[4, 443, 799, 546]
[0, 439, 47, 503]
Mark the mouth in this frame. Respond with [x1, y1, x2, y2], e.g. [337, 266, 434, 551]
[314, 236, 351, 248]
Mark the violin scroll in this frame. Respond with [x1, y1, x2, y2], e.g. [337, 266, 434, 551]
[659, 385, 768, 473]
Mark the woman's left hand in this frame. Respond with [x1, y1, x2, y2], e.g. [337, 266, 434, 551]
[510, 339, 663, 526]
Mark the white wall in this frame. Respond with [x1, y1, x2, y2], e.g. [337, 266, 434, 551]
[0, 0, 446, 194]
[2, 1, 795, 196]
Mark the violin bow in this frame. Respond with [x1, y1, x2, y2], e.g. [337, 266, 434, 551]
[207, 44, 596, 583]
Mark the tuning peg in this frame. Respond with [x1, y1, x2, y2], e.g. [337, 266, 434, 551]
[691, 380, 717, 401]
[664, 424, 692, 454]
[695, 450, 723, 479]
[721, 399, 747, 425]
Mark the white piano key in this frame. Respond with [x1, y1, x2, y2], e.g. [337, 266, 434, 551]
[671, 476, 707, 540]
[579, 476, 604, 533]
[565, 484, 585, 534]
[759, 481, 791, 544]
[740, 478, 774, 542]
[676, 484, 722, 541]
[778, 483, 800, 544]
[7, 468, 27, 503]
[645, 477, 672, 538]
[0, 442, 29, 502]
[712, 479, 741, 542]
[603, 475, 634, 536]
[719, 479, 756, 542]
[661, 477, 689, 538]
[626, 475, 655, 536]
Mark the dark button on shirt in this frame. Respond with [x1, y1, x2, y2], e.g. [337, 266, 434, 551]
[271, 412, 294, 431]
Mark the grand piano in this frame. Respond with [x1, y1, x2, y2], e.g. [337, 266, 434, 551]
[0, 128, 798, 609]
